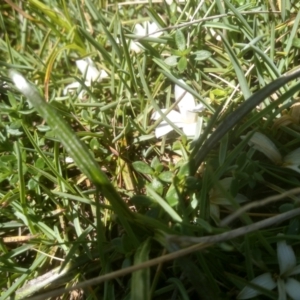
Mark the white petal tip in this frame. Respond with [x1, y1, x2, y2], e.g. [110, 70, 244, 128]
[237, 273, 276, 299]
[63, 82, 81, 95]
[65, 157, 74, 163]
[286, 278, 300, 299]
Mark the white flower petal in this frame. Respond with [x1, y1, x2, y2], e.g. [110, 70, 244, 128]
[209, 28, 222, 41]
[78, 89, 87, 100]
[151, 109, 183, 122]
[285, 278, 300, 300]
[282, 148, 300, 174]
[76, 58, 100, 83]
[175, 80, 196, 116]
[130, 23, 147, 52]
[100, 70, 108, 79]
[152, 80, 203, 139]
[134, 21, 162, 38]
[154, 124, 175, 138]
[237, 273, 276, 299]
[182, 110, 198, 123]
[64, 58, 108, 98]
[277, 278, 287, 300]
[64, 81, 91, 99]
[243, 132, 282, 164]
[152, 110, 185, 138]
[182, 122, 197, 137]
[130, 22, 162, 53]
[63, 82, 81, 95]
[166, 0, 185, 4]
[192, 103, 205, 112]
[147, 22, 162, 38]
[65, 157, 74, 163]
[277, 239, 296, 275]
[134, 23, 145, 36]
[75, 58, 108, 83]
[129, 40, 143, 53]
[288, 265, 300, 276]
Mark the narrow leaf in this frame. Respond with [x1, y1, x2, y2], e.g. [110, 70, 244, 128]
[175, 30, 186, 51]
[9, 70, 138, 245]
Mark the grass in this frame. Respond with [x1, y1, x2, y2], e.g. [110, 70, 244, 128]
[1, 0, 300, 299]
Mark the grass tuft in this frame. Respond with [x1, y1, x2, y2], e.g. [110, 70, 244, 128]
[1, 0, 300, 299]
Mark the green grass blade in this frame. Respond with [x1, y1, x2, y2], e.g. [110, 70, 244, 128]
[190, 68, 300, 173]
[131, 238, 151, 300]
[221, 33, 251, 99]
[146, 185, 182, 223]
[9, 70, 138, 246]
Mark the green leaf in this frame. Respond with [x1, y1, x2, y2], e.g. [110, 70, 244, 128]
[177, 56, 187, 73]
[150, 156, 162, 171]
[7, 128, 23, 136]
[147, 185, 182, 222]
[194, 218, 213, 233]
[27, 178, 38, 190]
[292, 38, 300, 48]
[167, 278, 190, 300]
[175, 30, 186, 51]
[131, 239, 151, 300]
[211, 89, 227, 96]
[279, 203, 294, 213]
[164, 55, 178, 66]
[132, 161, 154, 175]
[287, 218, 300, 236]
[131, 195, 154, 207]
[150, 177, 164, 195]
[35, 157, 45, 169]
[194, 50, 212, 61]
[166, 184, 179, 206]
[158, 171, 173, 183]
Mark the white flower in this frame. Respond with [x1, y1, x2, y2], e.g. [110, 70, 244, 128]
[209, 28, 222, 41]
[244, 132, 300, 174]
[243, 132, 282, 164]
[238, 237, 300, 299]
[237, 273, 276, 299]
[65, 157, 74, 163]
[282, 148, 300, 173]
[130, 21, 162, 53]
[165, 0, 185, 5]
[285, 278, 300, 300]
[152, 80, 204, 138]
[64, 58, 108, 99]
